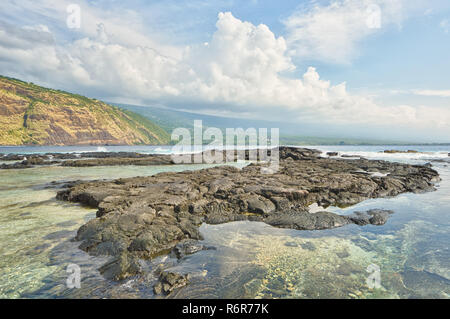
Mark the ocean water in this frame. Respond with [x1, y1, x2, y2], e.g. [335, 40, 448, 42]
[0, 145, 449, 299]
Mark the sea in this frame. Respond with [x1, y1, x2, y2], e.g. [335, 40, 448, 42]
[0, 145, 449, 299]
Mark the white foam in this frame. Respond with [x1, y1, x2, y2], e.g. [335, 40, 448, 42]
[318, 149, 449, 162]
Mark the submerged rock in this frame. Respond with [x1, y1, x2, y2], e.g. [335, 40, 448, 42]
[401, 270, 450, 298]
[300, 242, 316, 251]
[56, 146, 439, 280]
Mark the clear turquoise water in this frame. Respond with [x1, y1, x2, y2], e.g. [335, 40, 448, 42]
[0, 145, 449, 299]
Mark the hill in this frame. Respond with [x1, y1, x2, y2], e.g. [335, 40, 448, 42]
[116, 103, 407, 146]
[0, 76, 169, 145]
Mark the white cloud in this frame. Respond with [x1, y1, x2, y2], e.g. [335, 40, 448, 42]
[413, 89, 450, 97]
[1, 8, 450, 138]
[283, 0, 404, 64]
[0, 0, 182, 58]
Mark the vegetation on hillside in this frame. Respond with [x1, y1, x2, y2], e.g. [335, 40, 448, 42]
[0, 76, 170, 145]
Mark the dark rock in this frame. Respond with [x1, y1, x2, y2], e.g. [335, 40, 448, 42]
[0, 154, 26, 161]
[326, 152, 339, 157]
[347, 211, 371, 225]
[347, 209, 394, 226]
[98, 253, 142, 280]
[153, 271, 190, 295]
[56, 146, 439, 280]
[367, 209, 394, 225]
[265, 210, 350, 230]
[245, 195, 276, 214]
[23, 156, 45, 165]
[171, 239, 216, 259]
[61, 155, 174, 167]
[0, 162, 33, 169]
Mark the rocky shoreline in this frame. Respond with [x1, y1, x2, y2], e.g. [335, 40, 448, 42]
[0, 152, 175, 169]
[51, 146, 440, 294]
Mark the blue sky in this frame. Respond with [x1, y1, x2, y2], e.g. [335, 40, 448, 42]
[1, 0, 450, 142]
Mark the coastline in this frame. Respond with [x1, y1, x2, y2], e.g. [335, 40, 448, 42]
[0, 145, 448, 298]
[52, 146, 440, 294]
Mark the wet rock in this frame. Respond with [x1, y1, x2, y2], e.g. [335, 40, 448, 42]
[99, 253, 143, 280]
[0, 162, 33, 169]
[265, 210, 350, 230]
[61, 155, 174, 167]
[347, 211, 371, 226]
[0, 154, 26, 161]
[171, 239, 216, 259]
[22, 156, 45, 165]
[153, 271, 190, 295]
[347, 209, 394, 226]
[0, 152, 174, 169]
[245, 195, 276, 215]
[57, 146, 439, 280]
[326, 152, 339, 157]
[367, 209, 394, 225]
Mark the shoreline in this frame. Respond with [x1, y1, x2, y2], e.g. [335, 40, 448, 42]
[52, 146, 440, 295]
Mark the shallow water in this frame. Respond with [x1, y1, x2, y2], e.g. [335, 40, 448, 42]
[0, 162, 247, 298]
[0, 145, 449, 299]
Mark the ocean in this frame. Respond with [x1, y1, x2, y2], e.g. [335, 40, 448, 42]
[0, 145, 449, 298]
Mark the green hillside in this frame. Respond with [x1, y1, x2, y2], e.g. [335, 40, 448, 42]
[0, 76, 169, 145]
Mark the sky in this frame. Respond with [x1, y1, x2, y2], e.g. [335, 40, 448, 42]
[0, 0, 450, 142]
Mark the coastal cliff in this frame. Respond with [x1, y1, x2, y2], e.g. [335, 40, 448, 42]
[0, 76, 169, 145]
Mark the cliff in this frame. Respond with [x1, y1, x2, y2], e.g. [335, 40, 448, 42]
[0, 76, 170, 145]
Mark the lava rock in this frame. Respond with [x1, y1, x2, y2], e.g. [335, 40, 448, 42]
[153, 271, 190, 295]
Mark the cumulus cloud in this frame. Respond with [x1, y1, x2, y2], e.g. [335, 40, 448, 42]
[283, 0, 404, 64]
[0, 8, 449, 138]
